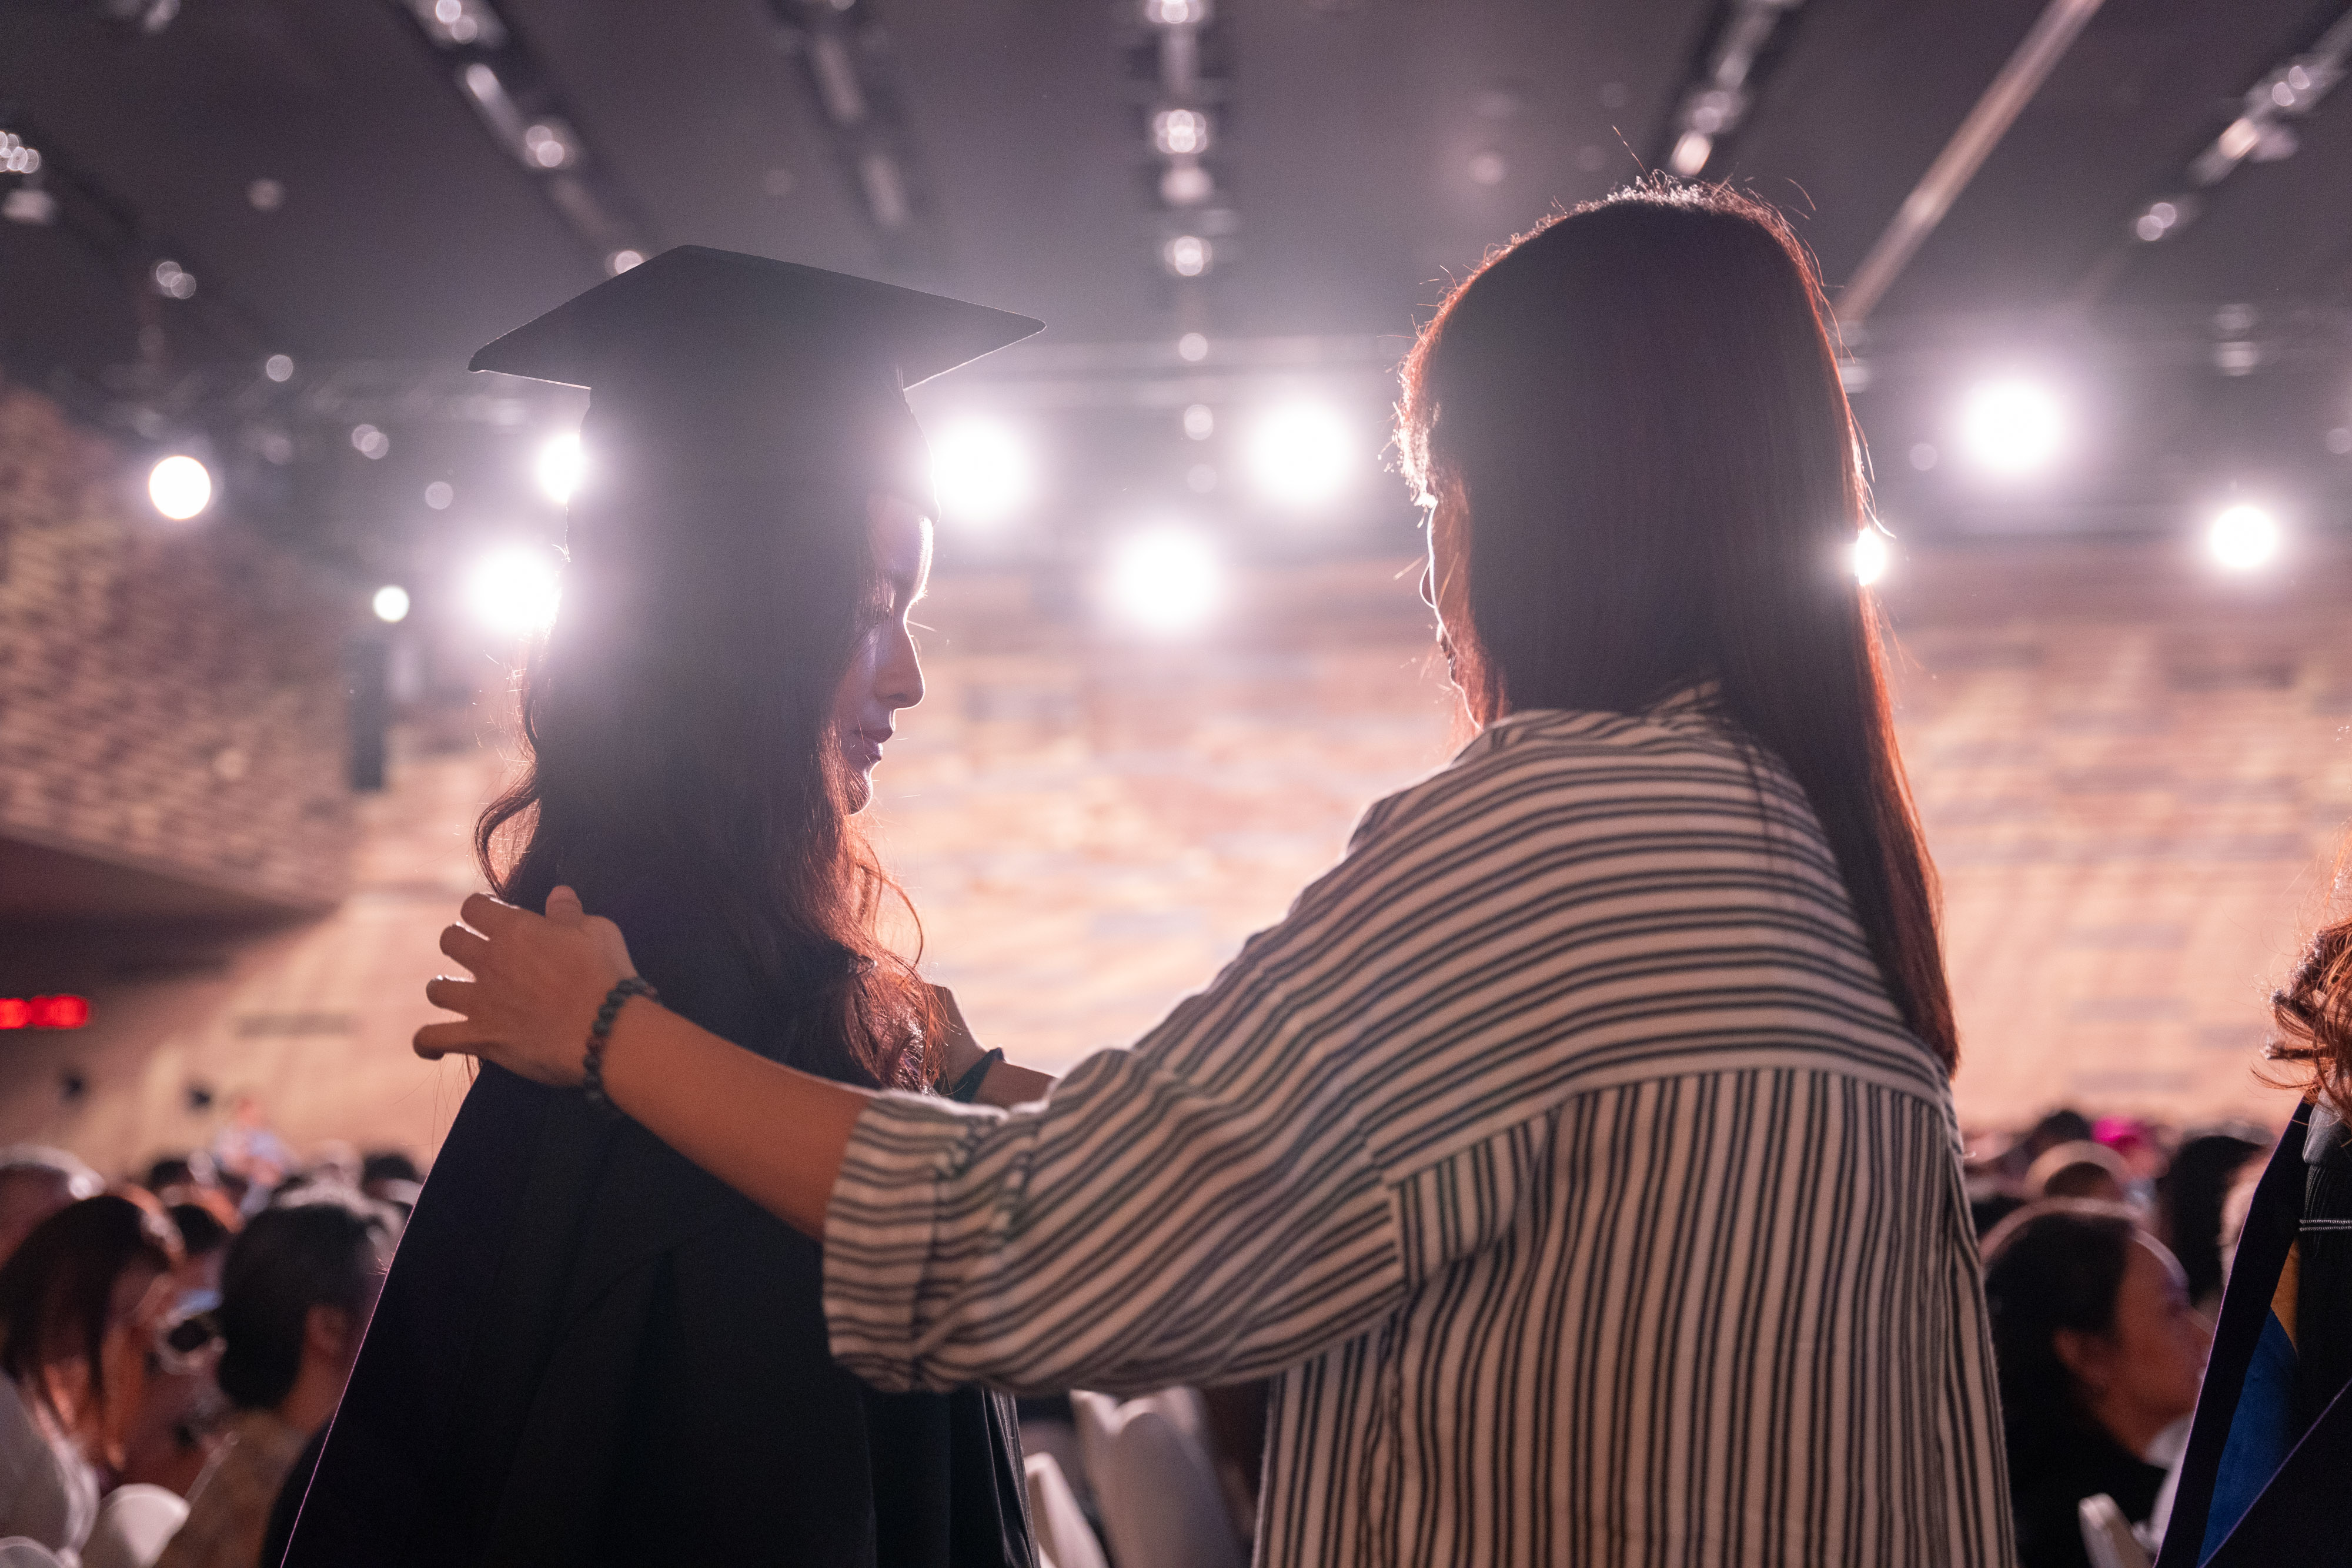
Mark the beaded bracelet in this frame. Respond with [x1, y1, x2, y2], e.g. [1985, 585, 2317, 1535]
[584, 977, 657, 1117]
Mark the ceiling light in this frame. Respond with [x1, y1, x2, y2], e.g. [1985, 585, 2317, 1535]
[1247, 403, 1354, 510]
[465, 546, 562, 638]
[1164, 235, 1212, 278]
[147, 456, 212, 521]
[1152, 109, 1211, 158]
[536, 432, 583, 504]
[1957, 379, 2063, 476]
[1108, 528, 1219, 634]
[2208, 504, 2280, 571]
[372, 585, 413, 624]
[929, 419, 1030, 527]
[1853, 527, 1890, 586]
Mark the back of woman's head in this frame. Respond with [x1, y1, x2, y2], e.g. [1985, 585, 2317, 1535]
[1981, 1201, 2139, 1453]
[1398, 181, 1955, 1071]
[479, 468, 932, 1088]
[216, 1192, 397, 1412]
[0, 1195, 178, 1410]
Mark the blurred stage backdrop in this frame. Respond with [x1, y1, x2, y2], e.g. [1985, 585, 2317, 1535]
[2, 369, 2347, 1168]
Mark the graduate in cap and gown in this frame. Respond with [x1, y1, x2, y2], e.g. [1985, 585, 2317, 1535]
[2154, 903, 2352, 1566]
[282, 248, 1045, 1567]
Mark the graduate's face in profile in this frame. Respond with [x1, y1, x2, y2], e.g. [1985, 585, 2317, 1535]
[834, 493, 931, 813]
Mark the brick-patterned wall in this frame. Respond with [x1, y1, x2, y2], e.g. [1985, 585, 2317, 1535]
[0, 388, 353, 912]
[1884, 543, 2352, 1128]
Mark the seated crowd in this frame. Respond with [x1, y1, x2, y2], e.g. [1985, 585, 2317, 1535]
[0, 1103, 2281, 1568]
[0, 1133, 410, 1568]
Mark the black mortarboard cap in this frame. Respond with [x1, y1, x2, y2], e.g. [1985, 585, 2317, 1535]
[469, 246, 1042, 521]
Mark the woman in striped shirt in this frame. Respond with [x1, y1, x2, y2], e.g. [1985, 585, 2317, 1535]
[422, 184, 2014, 1566]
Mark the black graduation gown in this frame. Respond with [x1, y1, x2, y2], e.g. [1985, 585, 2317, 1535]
[2154, 1097, 2352, 1567]
[281, 891, 1034, 1568]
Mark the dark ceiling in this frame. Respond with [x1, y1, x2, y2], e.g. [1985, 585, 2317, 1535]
[4, 0, 2350, 564]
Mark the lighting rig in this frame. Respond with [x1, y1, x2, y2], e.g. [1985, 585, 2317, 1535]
[763, 0, 943, 272]
[1126, 0, 1238, 323]
[1651, 0, 1811, 179]
[0, 111, 272, 403]
[2101, 4, 2352, 265]
[389, 0, 657, 279]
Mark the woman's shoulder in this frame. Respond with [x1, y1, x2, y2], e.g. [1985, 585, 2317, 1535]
[1351, 698, 1787, 851]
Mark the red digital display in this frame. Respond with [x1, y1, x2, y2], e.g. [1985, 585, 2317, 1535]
[0, 997, 91, 1030]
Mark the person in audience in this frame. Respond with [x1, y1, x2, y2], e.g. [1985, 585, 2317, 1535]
[1983, 1202, 2209, 1567]
[2029, 1140, 2133, 1204]
[419, 187, 2013, 1564]
[0, 1195, 180, 1558]
[355, 1153, 419, 1218]
[2158, 1131, 2266, 1314]
[0, 1151, 102, 1269]
[141, 1156, 219, 1208]
[159, 1192, 397, 1568]
[2153, 903, 2352, 1564]
[162, 1205, 233, 1313]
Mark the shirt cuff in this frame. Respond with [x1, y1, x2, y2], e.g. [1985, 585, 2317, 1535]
[821, 1088, 1000, 1390]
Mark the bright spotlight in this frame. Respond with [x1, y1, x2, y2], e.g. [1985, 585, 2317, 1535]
[465, 546, 562, 638]
[371, 584, 412, 624]
[147, 455, 212, 520]
[1853, 526, 1890, 586]
[2208, 503, 2280, 571]
[1108, 528, 1220, 634]
[536, 433, 583, 506]
[929, 419, 1030, 527]
[1959, 379, 2063, 476]
[1247, 403, 1354, 510]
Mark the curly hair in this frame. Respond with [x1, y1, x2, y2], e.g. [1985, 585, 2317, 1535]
[2266, 902, 2352, 1109]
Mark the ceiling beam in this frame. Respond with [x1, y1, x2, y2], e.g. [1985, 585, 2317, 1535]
[1838, 0, 2106, 326]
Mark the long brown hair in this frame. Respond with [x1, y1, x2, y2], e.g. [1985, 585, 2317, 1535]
[1397, 182, 1959, 1073]
[477, 469, 935, 1089]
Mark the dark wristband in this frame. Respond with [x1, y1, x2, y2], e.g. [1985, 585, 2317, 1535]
[584, 977, 657, 1117]
[947, 1048, 1004, 1104]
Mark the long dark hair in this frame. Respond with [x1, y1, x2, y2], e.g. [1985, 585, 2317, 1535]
[477, 466, 935, 1089]
[1980, 1201, 2139, 1458]
[1397, 181, 1957, 1072]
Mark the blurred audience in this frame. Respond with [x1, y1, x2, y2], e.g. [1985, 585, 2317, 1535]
[0, 1152, 104, 1270]
[0, 1103, 2288, 1568]
[0, 1196, 180, 1560]
[156, 1191, 397, 1568]
[1984, 1201, 2211, 1568]
[357, 1153, 420, 1219]
[2157, 1131, 2267, 1315]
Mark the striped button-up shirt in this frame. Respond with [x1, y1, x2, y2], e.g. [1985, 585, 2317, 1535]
[826, 701, 2015, 1566]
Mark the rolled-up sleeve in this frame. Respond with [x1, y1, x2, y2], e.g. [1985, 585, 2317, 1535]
[821, 1025, 1408, 1395]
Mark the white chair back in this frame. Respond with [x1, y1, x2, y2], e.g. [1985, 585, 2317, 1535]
[1068, 1389, 1246, 1568]
[83, 1484, 189, 1568]
[1025, 1452, 1107, 1568]
[2079, 1492, 2154, 1568]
